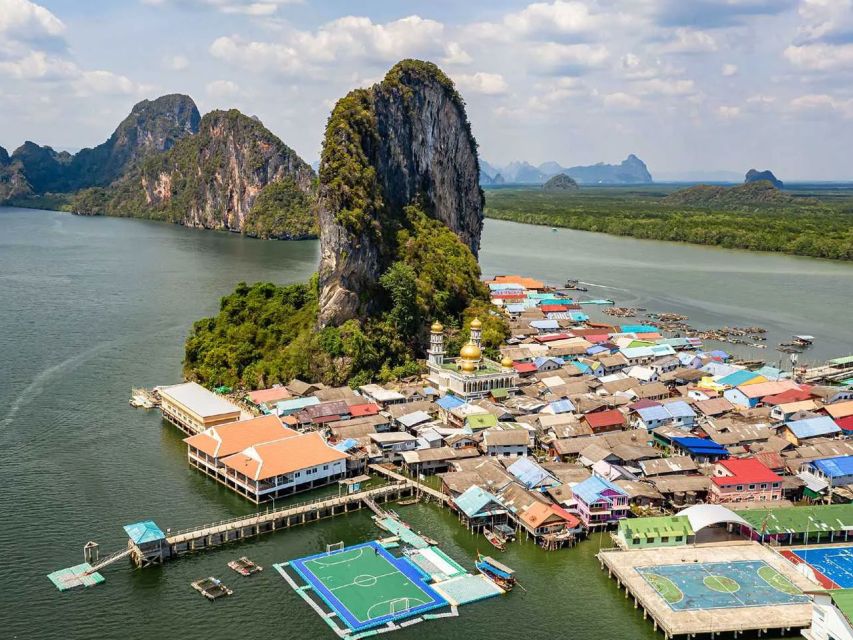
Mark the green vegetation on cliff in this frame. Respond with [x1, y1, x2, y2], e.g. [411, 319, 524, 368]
[484, 185, 853, 261]
[244, 179, 317, 239]
[184, 203, 506, 388]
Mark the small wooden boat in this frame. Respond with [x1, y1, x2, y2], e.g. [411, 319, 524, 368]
[228, 556, 262, 576]
[397, 496, 420, 506]
[476, 553, 516, 591]
[792, 335, 815, 347]
[483, 527, 506, 551]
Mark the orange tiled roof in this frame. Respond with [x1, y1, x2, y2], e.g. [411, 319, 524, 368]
[488, 274, 545, 290]
[183, 414, 296, 459]
[220, 431, 348, 481]
[246, 387, 292, 405]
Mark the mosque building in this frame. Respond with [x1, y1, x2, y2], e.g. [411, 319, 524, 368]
[426, 318, 517, 401]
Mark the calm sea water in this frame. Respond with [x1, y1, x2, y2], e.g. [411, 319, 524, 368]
[2, 208, 851, 639]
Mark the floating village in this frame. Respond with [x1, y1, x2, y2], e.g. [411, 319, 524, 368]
[52, 275, 853, 640]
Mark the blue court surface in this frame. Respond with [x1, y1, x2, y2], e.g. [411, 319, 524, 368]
[793, 545, 853, 588]
[637, 560, 808, 611]
[289, 541, 448, 632]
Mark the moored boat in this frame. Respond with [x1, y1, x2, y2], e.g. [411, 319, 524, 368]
[475, 553, 516, 590]
[483, 527, 506, 551]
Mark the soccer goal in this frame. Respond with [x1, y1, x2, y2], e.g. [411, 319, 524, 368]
[326, 541, 345, 555]
[389, 598, 412, 615]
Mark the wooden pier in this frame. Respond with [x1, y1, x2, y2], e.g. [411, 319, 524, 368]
[130, 482, 414, 567]
[368, 464, 450, 504]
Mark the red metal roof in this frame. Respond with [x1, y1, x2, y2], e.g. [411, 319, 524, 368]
[762, 388, 813, 405]
[535, 333, 571, 343]
[835, 415, 853, 432]
[541, 304, 568, 313]
[513, 362, 537, 373]
[711, 458, 781, 486]
[584, 409, 625, 428]
[349, 403, 380, 417]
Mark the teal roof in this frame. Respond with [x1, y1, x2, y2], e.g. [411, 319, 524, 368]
[455, 486, 504, 519]
[123, 520, 165, 544]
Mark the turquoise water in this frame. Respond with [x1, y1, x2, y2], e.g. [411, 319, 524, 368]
[3, 207, 848, 638]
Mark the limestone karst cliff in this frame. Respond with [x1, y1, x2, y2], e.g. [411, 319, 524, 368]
[317, 59, 484, 327]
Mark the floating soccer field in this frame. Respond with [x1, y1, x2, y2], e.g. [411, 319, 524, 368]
[637, 560, 808, 611]
[286, 541, 448, 632]
[792, 545, 853, 588]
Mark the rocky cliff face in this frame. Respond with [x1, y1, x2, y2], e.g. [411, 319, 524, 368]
[9, 95, 199, 194]
[317, 60, 483, 327]
[745, 169, 783, 189]
[0, 145, 31, 200]
[136, 109, 315, 236]
[71, 94, 200, 188]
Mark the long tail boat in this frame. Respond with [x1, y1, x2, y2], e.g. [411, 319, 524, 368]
[483, 527, 506, 551]
[475, 553, 516, 591]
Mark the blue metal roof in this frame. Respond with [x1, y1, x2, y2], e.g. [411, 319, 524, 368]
[436, 395, 466, 411]
[672, 437, 728, 457]
[549, 399, 576, 414]
[530, 319, 560, 330]
[123, 520, 165, 544]
[812, 455, 853, 478]
[334, 438, 360, 452]
[786, 416, 841, 439]
[569, 311, 589, 322]
[587, 345, 608, 355]
[665, 400, 696, 419]
[573, 476, 627, 505]
[506, 304, 525, 313]
[534, 356, 564, 368]
[620, 324, 659, 334]
[717, 370, 761, 387]
[276, 396, 320, 412]
[454, 486, 504, 519]
[636, 405, 671, 422]
[507, 458, 556, 489]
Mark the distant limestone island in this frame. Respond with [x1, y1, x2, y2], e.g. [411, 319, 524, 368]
[745, 169, 783, 189]
[542, 174, 579, 191]
[0, 95, 317, 240]
[480, 154, 652, 185]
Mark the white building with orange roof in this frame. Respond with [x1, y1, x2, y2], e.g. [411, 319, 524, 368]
[218, 431, 349, 503]
[183, 413, 297, 476]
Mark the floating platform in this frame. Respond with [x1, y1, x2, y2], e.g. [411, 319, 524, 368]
[431, 574, 504, 605]
[405, 546, 468, 582]
[599, 542, 814, 639]
[228, 556, 263, 576]
[191, 577, 233, 600]
[578, 299, 615, 305]
[47, 563, 105, 591]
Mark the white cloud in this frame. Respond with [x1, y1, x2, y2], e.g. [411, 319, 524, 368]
[142, 0, 302, 15]
[602, 92, 642, 110]
[503, 0, 601, 37]
[657, 28, 718, 54]
[716, 105, 741, 119]
[442, 42, 472, 65]
[784, 42, 853, 71]
[0, 50, 75, 79]
[210, 15, 463, 74]
[722, 63, 738, 76]
[165, 54, 189, 71]
[633, 77, 696, 96]
[75, 70, 144, 96]
[206, 79, 240, 97]
[453, 72, 508, 96]
[536, 42, 609, 74]
[789, 93, 853, 117]
[796, 0, 853, 42]
[0, 0, 65, 39]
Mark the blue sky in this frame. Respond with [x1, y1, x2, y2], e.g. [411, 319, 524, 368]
[1, 0, 851, 179]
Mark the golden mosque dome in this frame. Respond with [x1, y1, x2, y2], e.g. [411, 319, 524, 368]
[470, 318, 482, 329]
[459, 342, 482, 361]
[430, 320, 444, 333]
[501, 356, 514, 368]
[460, 359, 477, 373]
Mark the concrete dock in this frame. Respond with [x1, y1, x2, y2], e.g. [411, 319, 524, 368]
[598, 541, 815, 639]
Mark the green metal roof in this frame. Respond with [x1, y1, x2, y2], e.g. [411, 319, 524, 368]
[738, 504, 853, 535]
[830, 589, 853, 625]
[829, 355, 853, 366]
[619, 515, 694, 539]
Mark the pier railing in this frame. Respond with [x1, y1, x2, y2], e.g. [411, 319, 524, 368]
[166, 480, 407, 540]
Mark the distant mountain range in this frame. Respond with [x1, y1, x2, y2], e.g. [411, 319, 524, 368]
[480, 154, 652, 185]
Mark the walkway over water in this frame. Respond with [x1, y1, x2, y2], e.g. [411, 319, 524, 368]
[369, 465, 450, 504]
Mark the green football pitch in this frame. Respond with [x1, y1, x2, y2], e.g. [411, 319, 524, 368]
[291, 543, 446, 631]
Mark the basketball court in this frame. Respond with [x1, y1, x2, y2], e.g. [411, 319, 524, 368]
[287, 541, 448, 632]
[637, 560, 808, 611]
[791, 544, 853, 588]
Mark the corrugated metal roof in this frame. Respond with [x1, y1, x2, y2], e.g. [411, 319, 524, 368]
[573, 475, 627, 505]
[812, 455, 853, 477]
[436, 395, 466, 410]
[672, 437, 728, 456]
[786, 416, 841, 439]
[123, 520, 165, 544]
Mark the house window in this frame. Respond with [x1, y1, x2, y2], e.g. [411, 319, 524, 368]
[675, 536, 682, 542]
[661, 536, 669, 543]
[323, 465, 329, 471]
[736, 485, 743, 491]
[772, 482, 779, 488]
[748, 484, 756, 490]
[760, 483, 767, 489]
